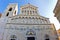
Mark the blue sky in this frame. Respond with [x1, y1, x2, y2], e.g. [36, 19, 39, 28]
[0, 0, 60, 30]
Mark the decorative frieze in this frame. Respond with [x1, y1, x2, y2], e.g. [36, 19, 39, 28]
[8, 17, 48, 24]
[4, 26, 53, 31]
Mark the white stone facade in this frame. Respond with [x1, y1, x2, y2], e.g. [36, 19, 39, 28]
[0, 3, 58, 40]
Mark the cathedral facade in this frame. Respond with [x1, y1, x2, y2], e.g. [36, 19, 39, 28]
[0, 3, 58, 40]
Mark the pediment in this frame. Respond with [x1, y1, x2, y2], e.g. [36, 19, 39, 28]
[20, 3, 38, 10]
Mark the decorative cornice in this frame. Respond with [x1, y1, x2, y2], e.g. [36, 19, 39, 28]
[6, 23, 52, 25]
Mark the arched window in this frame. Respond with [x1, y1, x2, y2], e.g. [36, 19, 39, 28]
[14, 11, 16, 15]
[27, 10, 29, 13]
[13, 11, 16, 16]
[30, 11, 32, 14]
[25, 10, 26, 13]
[10, 35, 17, 40]
[9, 8, 12, 11]
[6, 12, 9, 16]
[33, 11, 34, 13]
[45, 34, 50, 40]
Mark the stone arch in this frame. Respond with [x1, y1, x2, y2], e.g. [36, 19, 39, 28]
[44, 34, 50, 40]
[10, 35, 17, 40]
[26, 29, 36, 35]
[26, 29, 36, 40]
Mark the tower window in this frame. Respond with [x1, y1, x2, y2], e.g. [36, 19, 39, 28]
[14, 11, 16, 14]
[9, 8, 12, 11]
[13, 11, 16, 16]
[6, 12, 9, 16]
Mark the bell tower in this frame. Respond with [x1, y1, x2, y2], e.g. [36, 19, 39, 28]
[2, 3, 18, 17]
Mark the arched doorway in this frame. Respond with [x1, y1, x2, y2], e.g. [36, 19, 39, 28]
[27, 37, 35, 40]
[10, 35, 17, 40]
[45, 34, 50, 40]
[26, 29, 36, 40]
